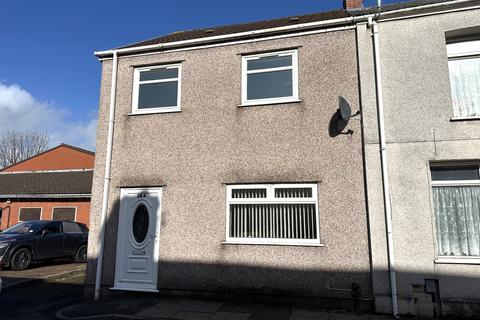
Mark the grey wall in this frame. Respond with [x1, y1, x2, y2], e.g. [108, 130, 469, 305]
[86, 29, 372, 304]
[359, 7, 480, 318]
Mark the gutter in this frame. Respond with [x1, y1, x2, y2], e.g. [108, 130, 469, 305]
[94, 51, 118, 301]
[94, 0, 478, 58]
[368, 17, 399, 318]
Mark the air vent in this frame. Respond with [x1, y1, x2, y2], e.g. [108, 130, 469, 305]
[205, 29, 215, 34]
[289, 17, 300, 23]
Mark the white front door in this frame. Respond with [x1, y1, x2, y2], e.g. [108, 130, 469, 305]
[113, 187, 162, 292]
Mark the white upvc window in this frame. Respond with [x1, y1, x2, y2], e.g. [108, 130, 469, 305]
[225, 183, 320, 246]
[431, 164, 480, 259]
[132, 63, 182, 114]
[446, 40, 480, 119]
[241, 50, 299, 106]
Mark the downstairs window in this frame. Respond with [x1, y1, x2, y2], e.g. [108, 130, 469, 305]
[431, 165, 480, 257]
[225, 183, 320, 245]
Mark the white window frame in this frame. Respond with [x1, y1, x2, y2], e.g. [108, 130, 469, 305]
[132, 63, 182, 114]
[430, 164, 480, 187]
[224, 183, 321, 246]
[52, 206, 77, 222]
[241, 49, 299, 106]
[430, 164, 480, 261]
[446, 39, 480, 120]
[18, 207, 43, 222]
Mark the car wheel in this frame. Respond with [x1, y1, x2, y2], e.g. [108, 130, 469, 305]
[10, 248, 32, 271]
[74, 244, 87, 263]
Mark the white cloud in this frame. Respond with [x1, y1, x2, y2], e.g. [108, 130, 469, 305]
[0, 83, 97, 151]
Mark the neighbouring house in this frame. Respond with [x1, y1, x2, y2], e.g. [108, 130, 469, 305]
[0, 144, 94, 230]
[357, 1, 480, 318]
[88, 0, 480, 317]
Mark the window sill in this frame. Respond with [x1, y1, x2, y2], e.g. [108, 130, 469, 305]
[450, 116, 480, 122]
[128, 109, 182, 116]
[222, 240, 324, 247]
[435, 257, 480, 265]
[239, 99, 303, 107]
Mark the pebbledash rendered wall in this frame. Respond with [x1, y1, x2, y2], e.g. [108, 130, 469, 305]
[86, 28, 373, 307]
[357, 7, 480, 318]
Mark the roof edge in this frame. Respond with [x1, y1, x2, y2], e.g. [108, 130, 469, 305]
[95, 0, 479, 59]
[95, 15, 359, 58]
[0, 193, 91, 199]
[116, 8, 348, 50]
[0, 143, 95, 172]
[58, 143, 95, 156]
[0, 169, 94, 175]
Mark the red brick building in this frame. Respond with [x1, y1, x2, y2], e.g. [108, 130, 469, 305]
[0, 144, 94, 230]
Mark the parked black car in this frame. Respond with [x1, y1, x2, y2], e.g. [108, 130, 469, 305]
[0, 220, 88, 270]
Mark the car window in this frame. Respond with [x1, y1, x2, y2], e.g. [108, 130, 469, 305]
[63, 222, 82, 233]
[77, 223, 88, 234]
[2, 221, 46, 234]
[45, 221, 62, 234]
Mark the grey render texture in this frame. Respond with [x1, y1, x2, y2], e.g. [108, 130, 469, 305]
[87, 0, 480, 318]
[86, 28, 372, 306]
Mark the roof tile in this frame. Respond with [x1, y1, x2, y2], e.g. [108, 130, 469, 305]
[117, 0, 455, 50]
[0, 171, 93, 196]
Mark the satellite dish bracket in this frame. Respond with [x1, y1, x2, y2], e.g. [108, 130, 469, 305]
[338, 109, 361, 121]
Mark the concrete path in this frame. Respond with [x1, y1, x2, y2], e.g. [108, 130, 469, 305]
[0, 269, 85, 320]
[0, 259, 85, 289]
[57, 297, 394, 320]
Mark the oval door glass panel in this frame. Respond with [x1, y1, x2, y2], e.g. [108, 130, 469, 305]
[132, 204, 149, 244]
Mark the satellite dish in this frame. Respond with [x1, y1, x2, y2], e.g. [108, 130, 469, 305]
[339, 96, 352, 120]
[329, 96, 359, 137]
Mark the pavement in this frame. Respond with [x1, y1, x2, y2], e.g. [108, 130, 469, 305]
[56, 296, 395, 320]
[0, 262, 395, 320]
[0, 264, 85, 320]
[0, 258, 85, 289]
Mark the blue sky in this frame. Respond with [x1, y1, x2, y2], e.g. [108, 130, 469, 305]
[0, 0, 407, 150]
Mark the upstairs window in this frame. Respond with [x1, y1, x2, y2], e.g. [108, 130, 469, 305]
[431, 165, 480, 257]
[225, 183, 320, 245]
[447, 39, 480, 119]
[132, 64, 182, 114]
[241, 50, 299, 106]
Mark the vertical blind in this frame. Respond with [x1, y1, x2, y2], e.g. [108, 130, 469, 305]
[433, 186, 480, 256]
[227, 184, 319, 242]
[229, 203, 317, 239]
